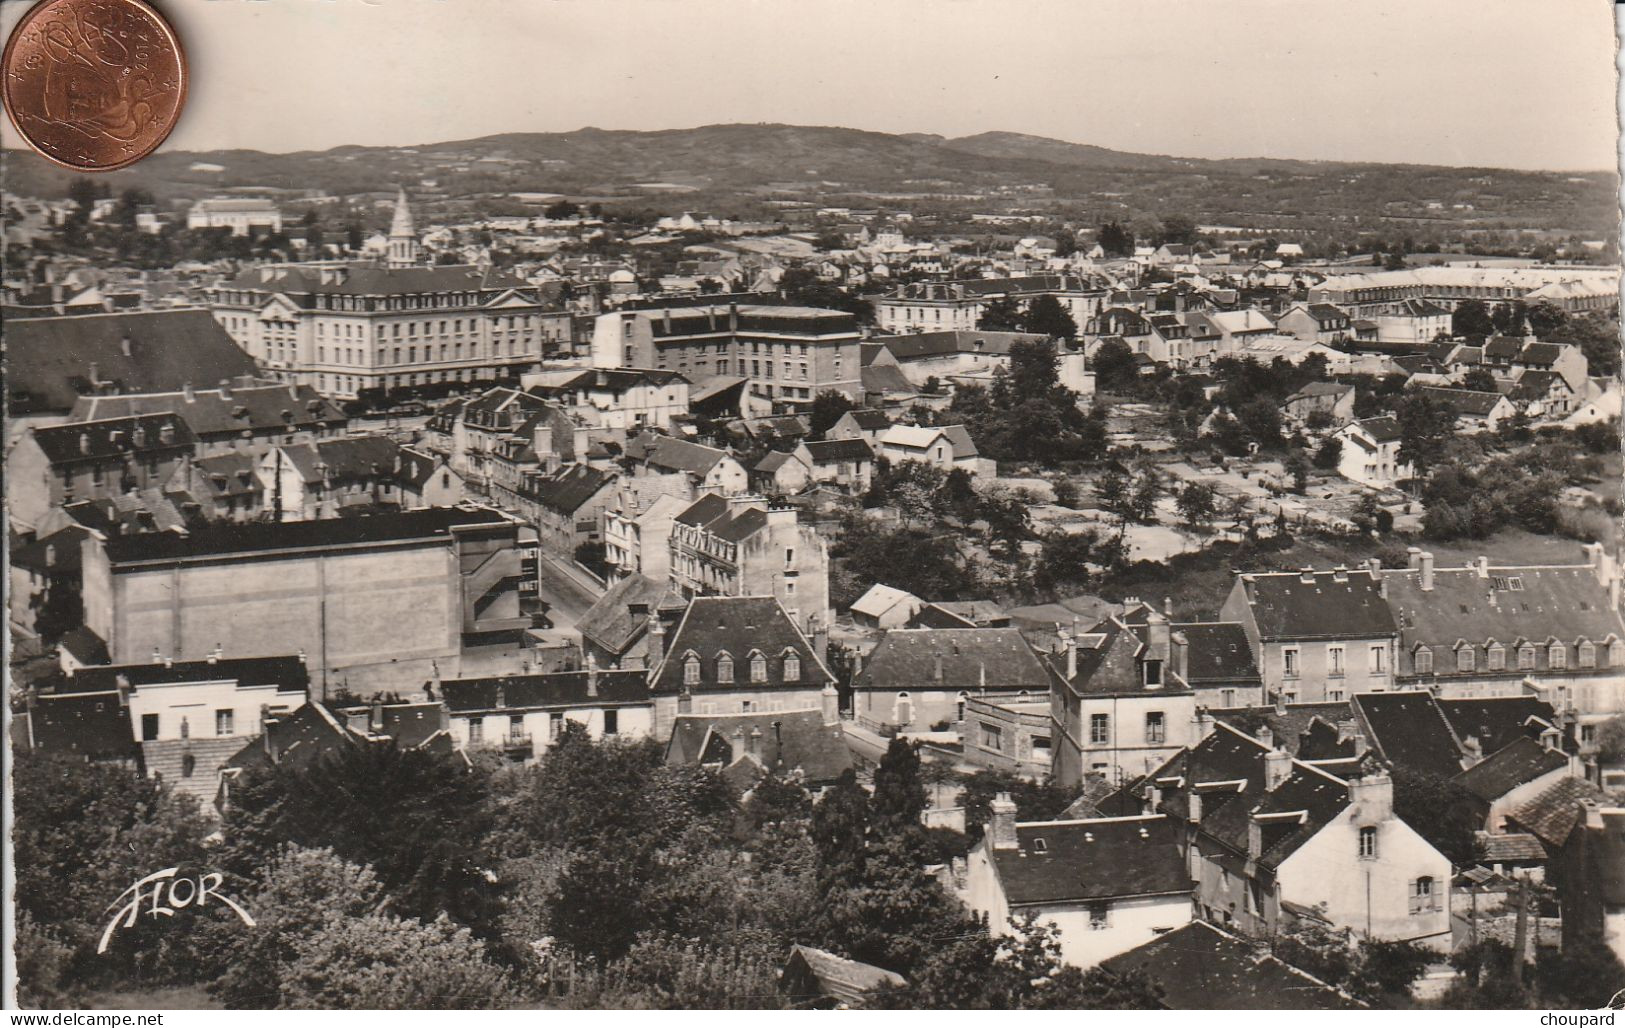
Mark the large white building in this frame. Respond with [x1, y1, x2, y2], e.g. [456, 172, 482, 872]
[187, 198, 283, 236]
[205, 190, 565, 399]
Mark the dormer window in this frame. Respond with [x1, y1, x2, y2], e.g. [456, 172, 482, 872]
[1609, 639, 1624, 667]
[683, 654, 701, 686]
[783, 651, 801, 683]
[749, 653, 767, 683]
[1578, 641, 1596, 668]
[1487, 644, 1505, 671]
[1414, 647, 1434, 675]
[1550, 643, 1567, 670]
[1144, 660, 1163, 688]
[716, 653, 734, 684]
[1456, 646, 1476, 673]
[1518, 644, 1537, 670]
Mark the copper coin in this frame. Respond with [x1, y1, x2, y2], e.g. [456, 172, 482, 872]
[2, 0, 186, 171]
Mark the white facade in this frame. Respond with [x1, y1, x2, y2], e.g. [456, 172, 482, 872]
[450, 703, 653, 757]
[128, 675, 306, 743]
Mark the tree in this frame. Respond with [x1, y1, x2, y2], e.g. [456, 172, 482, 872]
[979, 296, 1023, 331]
[1442, 939, 1533, 1009]
[1009, 338, 1062, 395]
[1389, 764, 1483, 866]
[1287, 451, 1311, 494]
[1092, 338, 1139, 393]
[1176, 482, 1218, 533]
[810, 769, 872, 887]
[1094, 466, 1133, 523]
[820, 835, 972, 976]
[219, 741, 502, 935]
[980, 492, 1032, 560]
[1314, 436, 1344, 470]
[1526, 301, 1568, 338]
[1451, 299, 1495, 338]
[280, 914, 516, 1009]
[871, 739, 928, 833]
[1052, 477, 1081, 509]
[558, 932, 786, 1009]
[1275, 915, 1433, 1007]
[809, 389, 858, 437]
[1534, 931, 1625, 1009]
[958, 772, 1078, 842]
[1594, 715, 1625, 765]
[1396, 393, 1456, 483]
[1461, 368, 1499, 393]
[1023, 294, 1077, 341]
[1034, 529, 1124, 593]
[1547, 311, 1622, 377]
[1157, 215, 1197, 247]
[1097, 220, 1135, 258]
[1128, 466, 1163, 523]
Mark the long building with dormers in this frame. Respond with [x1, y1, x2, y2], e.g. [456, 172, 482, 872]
[203, 190, 564, 399]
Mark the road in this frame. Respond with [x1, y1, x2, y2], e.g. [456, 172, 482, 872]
[535, 551, 606, 631]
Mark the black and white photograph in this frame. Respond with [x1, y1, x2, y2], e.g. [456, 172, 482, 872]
[2, 0, 1623, 1012]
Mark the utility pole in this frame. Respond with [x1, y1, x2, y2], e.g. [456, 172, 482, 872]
[1511, 875, 1529, 987]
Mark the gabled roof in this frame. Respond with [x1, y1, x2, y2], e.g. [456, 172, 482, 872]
[1516, 342, 1564, 366]
[801, 438, 875, 463]
[1507, 775, 1609, 848]
[665, 708, 851, 785]
[849, 583, 921, 620]
[7, 310, 259, 416]
[1352, 692, 1463, 779]
[1437, 696, 1561, 755]
[1101, 921, 1361, 1010]
[440, 670, 649, 711]
[1234, 569, 1396, 642]
[860, 363, 918, 396]
[515, 463, 616, 515]
[1174, 622, 1262, 685]
[1451, 737, 1569, 804]
[854, 628, 1051, 692]
[989, 814, 1191, 906]
[653, 596, 834, 694]
[1344, 416, 1403, 444]
[1415, 387, 1509, 418]
[838, 408, 893, 431]
[184, 452, 263, 501]
[783, 946, 905, 1007]
[575, 573, 679, 655]
[626, 432, 731, 476]
[1252, 765, 1351, 869]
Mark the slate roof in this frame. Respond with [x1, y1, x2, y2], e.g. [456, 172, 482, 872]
[854, 628, 1051, 692]
[58, 625, 111, 666]
[516, 464, 616, 515]
[1508, 776, 1609, 848]
[184, 452, 263, 502]
[879, 330, 1041, 360]
[1452, 737, 1570, 804]
[1384, 564, 1624, 677]
[1101, 921, 1361, 1010]
[1235, 569, 1396, 642]
[1348, 416, 1403, 444]
[1437, 697, 1561, 754]
[1475, 831, 1548, 863]
[7, 310, 258, 416]
[861, 363, 917, 396]
[801, 438, 875, 463]
[782, 946, 905, 1007]
[1516, 342, 1564, 367]
[754, 450, 802, 473]
[665, 708, 851, 784]
[440, 670, 650, 711]
[68, 383, 345, 437]
[43, 655, 309, 695]
[839, 408, 893, 431]
[1252, 765, 1352, 869]
[576, 573, 678, 656]
[990, 814, 1191, 906]
[626, 432, 730, 476]
[9, 526, 89, 575]
[1212, 703, 1353, 758]
[653, 596, 834, 694]
[1416, 387, 1508, 418]
[282, 435, 401, 483]
[224, 262, 532, 300]
[1174, 622, 1260, 685]
[102, 505, 511, 564]
[32, 414, 197, 465]
[1352, 691, 1464, 779]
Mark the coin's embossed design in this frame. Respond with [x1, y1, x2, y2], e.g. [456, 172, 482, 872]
[2, 0, 186, 171]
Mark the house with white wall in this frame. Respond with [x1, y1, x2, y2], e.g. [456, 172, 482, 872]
[964, 799, 1194, 968]
[439, 666, 653, 761]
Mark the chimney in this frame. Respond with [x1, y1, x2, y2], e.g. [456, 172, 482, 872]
[1247, 818, 1263, 860]
[1333, 564, 1348, 583]
[219, 379, 233, 401]
[728, 302, 739, 332]
[207, 643, 222, 665]
[1580, 799, 1605, 831]
[1348, 773, 1394, 824]
[1194, 708, 1216, 740]
[1407, 546, 1422, 570]
[1299, 566, 1315, 584]
[933, 653, 944, 682]
[1274, 691, 1287, 716]
[1146, 610, 1171, 661]
[1476, 555, 1489, 579]
[821, 681, 839, 725]
[989, 792, 1019, 850]
[1462, 735, 1484, 766]
[1255, 723, 1274, 749]
[89, 361, 100, 386]
[677, 685, 692, 715]
[120, 334, 133, 358]
[1188, 791, 1204, 824]
[586, 652, 599, 698]
[183, 382, 195, 403]
[370, 699, 384, 733]
[1265, 749, 1292, 790]
[1420, 551, 1434, 592]
[79, 431, 90, 455]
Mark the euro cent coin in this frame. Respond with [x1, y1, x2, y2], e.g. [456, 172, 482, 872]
[2, 0, 186, 171]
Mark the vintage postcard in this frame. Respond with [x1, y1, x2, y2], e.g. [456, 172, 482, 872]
[3, 0, 1623, 1013]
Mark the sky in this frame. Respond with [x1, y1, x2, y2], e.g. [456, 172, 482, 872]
[2, 0, 1620, 170]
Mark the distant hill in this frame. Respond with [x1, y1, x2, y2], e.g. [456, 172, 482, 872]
[2, 122, 1616, 235]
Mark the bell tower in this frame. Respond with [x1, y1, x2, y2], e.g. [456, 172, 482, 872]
[386, 185, 420, 269]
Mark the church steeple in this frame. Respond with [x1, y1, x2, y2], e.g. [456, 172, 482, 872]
[386, 186, 420, 269]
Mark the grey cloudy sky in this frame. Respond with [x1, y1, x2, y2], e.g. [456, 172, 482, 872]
[2, 0, 1619, 170]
